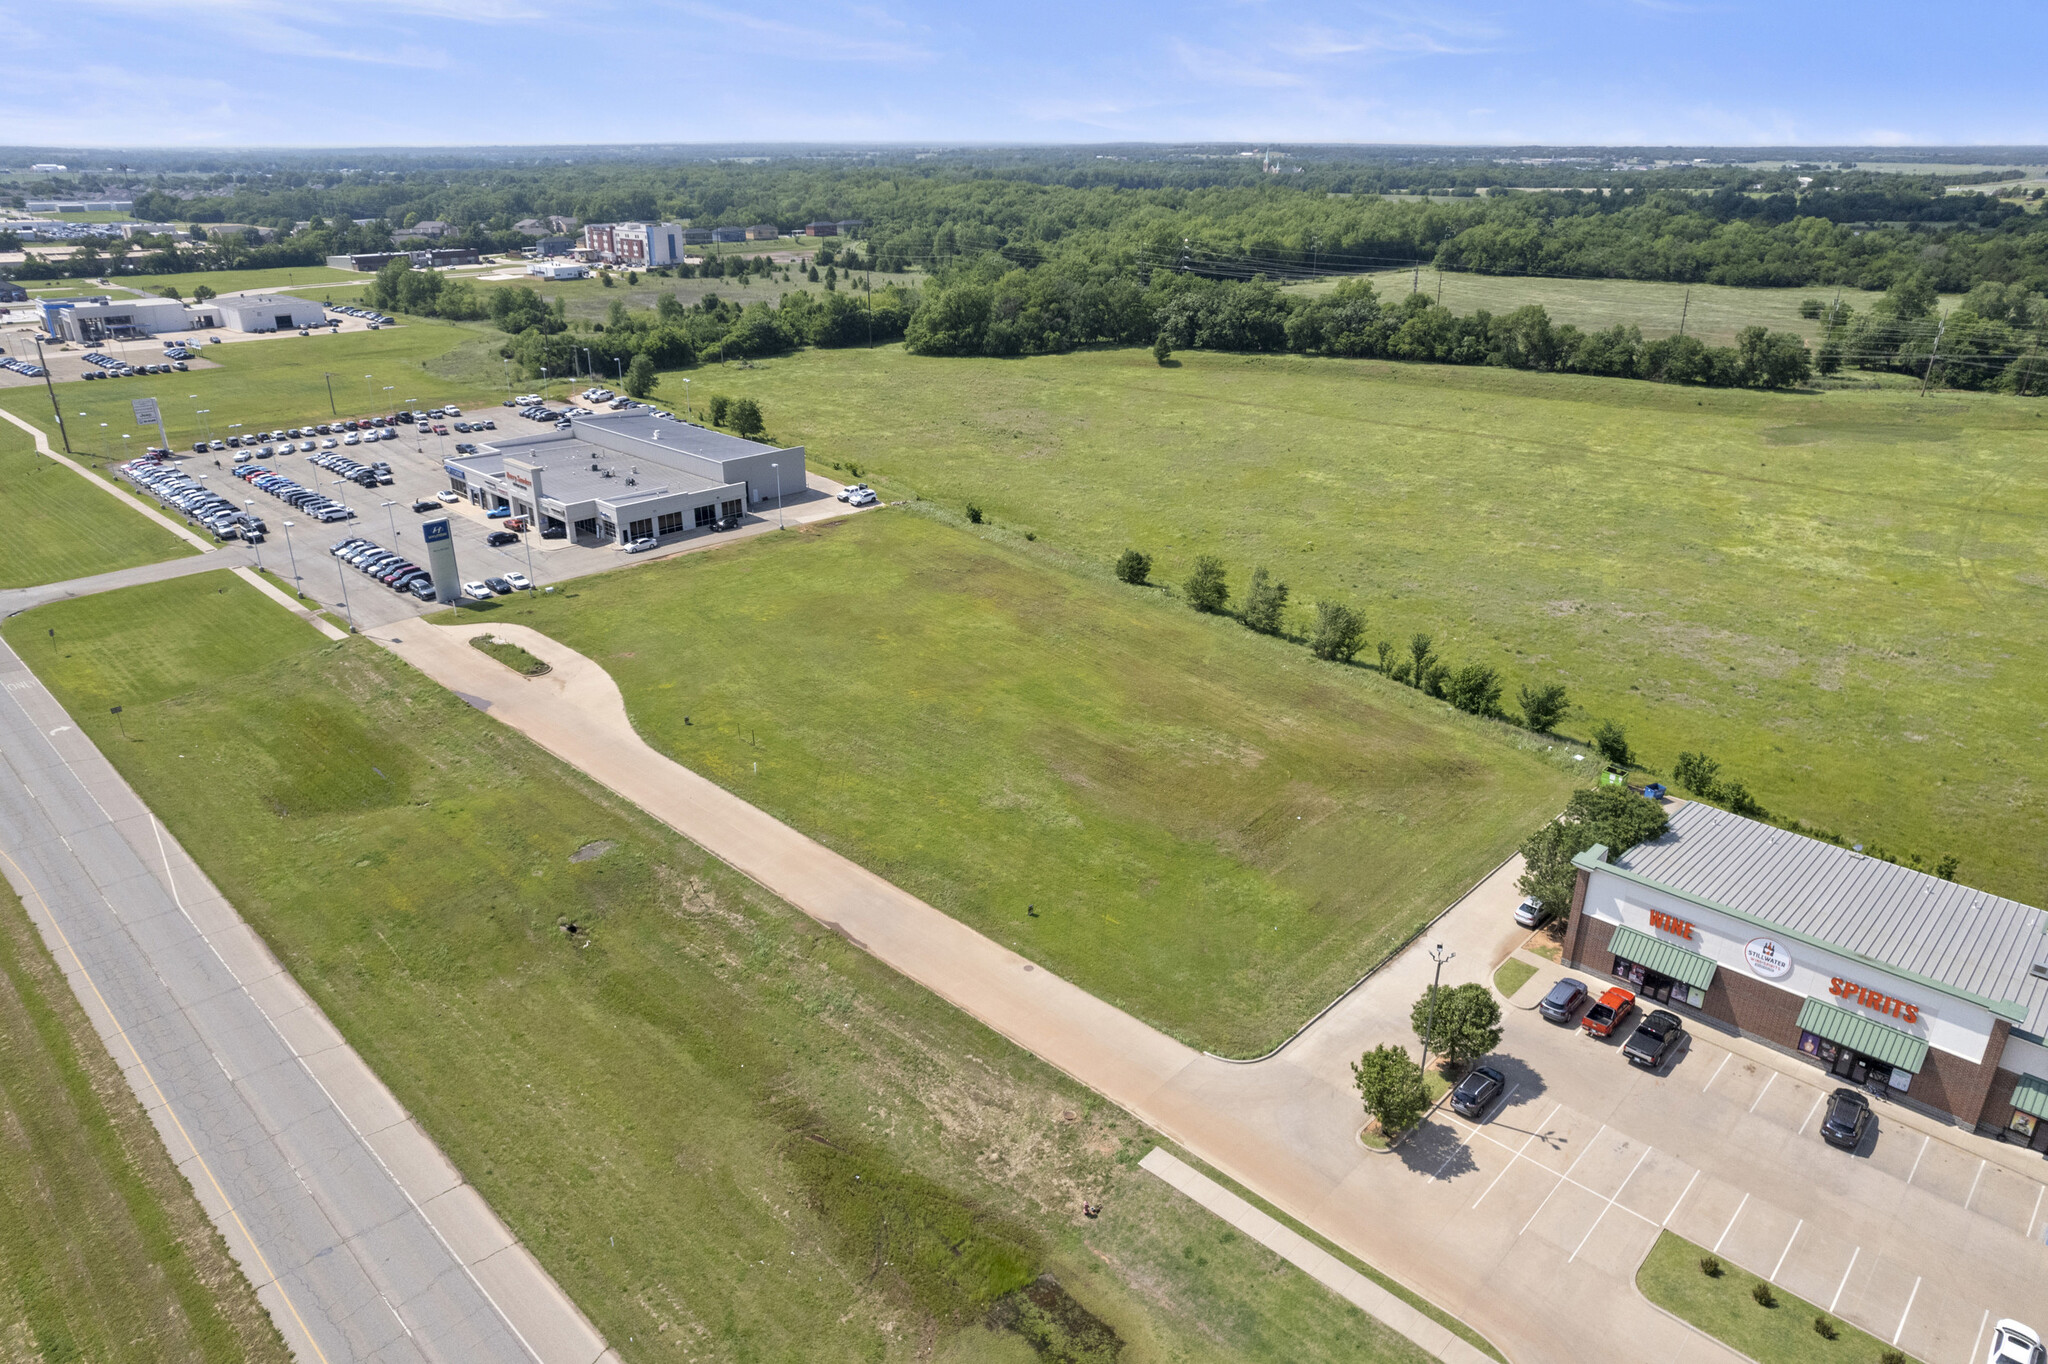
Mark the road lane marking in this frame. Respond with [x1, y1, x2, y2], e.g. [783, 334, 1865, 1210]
[1701, 1052, 1730, 1093]
[1662, 1169, 1699, 1227]
[1520, 1124, 1603, 1237]
[1747, 1070, 1776, 1113]
[1797, 1093, 1824, 1135]
[1905, 1133, 1931, 1184]
[1963, 1159, 1985, 1212]
[2031, 1184, 2045, 1239]
[1470, 1102, 1561, 1209]
[1971, 1309, 1989, 1364]
[1893, 1275, 1920, 1345]
[1568, 1144, 1652, 1263]
[1769, 1219, 1802, 1281]
[1828, 1245, 1858, 1313]
[1712, 1192, 1748, 1254]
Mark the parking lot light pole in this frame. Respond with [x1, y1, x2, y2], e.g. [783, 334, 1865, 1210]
[331, 545, 356, 634]
[32, 337, 70, 453]
[281, 520, 302, 597]
[681, 376, 690, 418]
[329, 478, 351, 514]
[244, 501, 262, 570]
[772, 463, 784, 529]
[1417, 943, 1456, 1079]
[381, 499, 398, 539]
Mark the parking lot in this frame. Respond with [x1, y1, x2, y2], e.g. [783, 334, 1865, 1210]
[0, 307, 394, 387]
[145, 400, 863, 630]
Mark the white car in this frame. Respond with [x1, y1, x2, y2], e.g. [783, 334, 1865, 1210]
[443, 405, 462, 416]
[846, 488, 879, 507]
[463, 580, 493, 599]
[343, 433, 361, 445]
[502, 571, 531, 591]
[1513, 896, 1547, 928]
[836, 483, 872, 503]
[516, 393, 540, 405]
[624, 536, 658, 554]
[436, 490, 461, 503]
[1990, 1321, 2045, 1364]
[319, 438, 337, 449]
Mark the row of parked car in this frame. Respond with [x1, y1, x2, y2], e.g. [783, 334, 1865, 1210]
[232, 463, 355, 523]
[329, 306, 395, 327]
[119, 458, 267, 542]
[330, 537, 438, 600]
[308, 449, 393, 488]
[0, 356, 46, 377]
[82, 350, 187, 378]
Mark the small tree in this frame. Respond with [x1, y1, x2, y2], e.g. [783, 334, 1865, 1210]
[1308, 602, 1366, 662]
[1183, 556, 1229, 613]
[730, 397, 764, 438]
[624, 352, 658, 398]
[1407, 633, 1434, 688]
[192, 284, 216, 303]
[1518, 682, 1569, 732]
[1376, 640, 1394, 672]
[599, 269, 614, 288]
[1411, 982, 1502, 1071]
[1240, 567, 1289, 634]
[965, 503, 984, 525]
[626, 270, 639, 285]
[1591, 719, 1634, 768]
[706, 394, 732, 426]
[1444, 663, 1503, 717]
[1352, 1045, 1429, 1137]
[1671, 751, 1722, 798]
[1114, 549, 1152, 585]
[1152, 334, 1172, 364]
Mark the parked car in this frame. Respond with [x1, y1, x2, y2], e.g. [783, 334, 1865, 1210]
[463, 580, 493, 599]
[1819, 1088, 1873, 1152]
[502, 571, 531, 591]
[486, 505, 511, 519]
[625, 536, 658, 554]
[541, 524, 566, 539]
[846, 488, 879, 507]
[1513, 896, 1548, 928]
[486, 530, 519, 547]
[1449, 1065, 1506, 1119]
[1987, 1321, 2044, 1364]
[504, 517, 528, 532]
[437, 490, 461, 503]
[411, 499, 440, 513]
[836, 483, 871, 502]
[1538, 977, 1587, 1025]
[1581, 987, 1636, 1038]
[1621, 1010, 1684, 1069]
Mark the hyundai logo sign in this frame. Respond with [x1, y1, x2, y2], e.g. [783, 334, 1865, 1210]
[423, 518, 452, 543]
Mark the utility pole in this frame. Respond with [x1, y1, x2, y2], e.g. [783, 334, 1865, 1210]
[1920, 310, 1948, 395]
[32, 337, 70, 453]
[1417, 943, 1456, 1078]
[322, 371, 336, 415]
[1677, 288, 1691, 338]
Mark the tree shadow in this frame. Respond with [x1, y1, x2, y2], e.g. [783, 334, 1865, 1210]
[1396, 1055, 1552, 1182]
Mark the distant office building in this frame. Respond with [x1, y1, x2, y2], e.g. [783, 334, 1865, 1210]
[678, 227, 712, 244]
[836, 219, 865, 234]
[581, 222, 689, 266]
[528, 261, 589, 280]
[40, 295, 196, 342]
[746, 224, 781, 241]
[326, 248, 478, 271]
[804, 222, 839, 237]
[400, 220, 452, 239]
[25, 199, 133, 212]
[709, 226, 747, 244]
[532, 235, 574, 257]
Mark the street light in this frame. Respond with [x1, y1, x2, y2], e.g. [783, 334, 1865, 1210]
[772, 462, 784, 529]
[244, 500, 262, 570]
[681, 376, 690, 418]
[331, 540, 356, 633]
[1417, 943, 1457, 1079]
[195, 408, 213, 441]
[328, 478, 351, 514]
[281, 520, 302, 597]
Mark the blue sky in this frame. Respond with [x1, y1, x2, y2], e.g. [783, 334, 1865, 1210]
[5, 1, 2044, 149]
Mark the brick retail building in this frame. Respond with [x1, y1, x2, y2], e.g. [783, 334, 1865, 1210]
[1564, 801, 2048, 1150]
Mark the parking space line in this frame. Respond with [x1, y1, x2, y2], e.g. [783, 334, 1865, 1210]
[1519, 1124, 1604, 1237]
[1905, 1133, 1931, 1184]
[1701, 1052, 1730, 1093]
[1963, 1159, 1986, 1212]
[1429, 1084, 1516, 1182]
[1768, 1219, 1802, 1281]
[1971, 1310, 1989, 1364]
[1893, 1275, 1920, 1345]
[1747, 1071, 1776, 1113]
[1662, 1169, 1699, 1227]
[2032, 1184, 2045, 1239]
[1796, 1092, 1824, 1135]
[1469, 1102, 1561, 1209]
[1712, 1192, 1749, 1254]
[1828, 1245, 1858, 1313]
[1568, 1145, 1652, 1263]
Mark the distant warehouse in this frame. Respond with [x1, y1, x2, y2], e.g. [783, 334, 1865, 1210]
[207, 295, 323, 332]
[443, 410, 805, 548]
[327, 248, 479, 271]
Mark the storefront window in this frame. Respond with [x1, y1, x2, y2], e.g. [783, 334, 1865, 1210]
[1610, 956, 1706, 1009]
[2009, 1110, 2037, 1141]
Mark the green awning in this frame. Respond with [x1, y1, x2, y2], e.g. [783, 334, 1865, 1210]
[2012, 1074, 2048, 1122]
[1607, 925, 1718, 991]
[1795, 996, 1929, 1074]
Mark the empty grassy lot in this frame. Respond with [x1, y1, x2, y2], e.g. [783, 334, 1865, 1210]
[1, 571, 1477, 1364]
[122, 266, 363, 297]
[469, 511, 1578, 1053]
[0, 414, 195, 588]
[0, 878, 289, 1364]
[699, 345, 2048, 908]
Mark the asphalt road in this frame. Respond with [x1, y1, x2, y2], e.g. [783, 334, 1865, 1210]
[0, 631, 607, 1364]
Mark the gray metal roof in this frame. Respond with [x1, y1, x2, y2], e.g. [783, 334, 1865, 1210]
[1604, 802, 2048, 1017]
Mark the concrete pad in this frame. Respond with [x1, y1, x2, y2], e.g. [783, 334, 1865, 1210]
[1830, 1247, 1920, 1343]
[1702, 1052, 1773, 1106]
[1908, 1141, 1983, 1206]
[1570, 1202, 1663, 1277]
[1968, 1163, 2046, 1237]
[1668, 1173, 1751, 1250]
[1772, 1227, 1855, 1308]
[1517, 1176, 1609, 1254]
[1714, 1193, 1801, 1280]
[1610, 1148, 1697, 1228]
[422, 1183, 517, 1264]
[467, 1244, 611, 1364]
[1750, 1071, 1826, 1134]
[1518, 1107, 1606, 1175]
[1864, 1125, 1926, 1183]
[1562, 1127, 1655, 1201]
[1895, 1275, 1987, 1364]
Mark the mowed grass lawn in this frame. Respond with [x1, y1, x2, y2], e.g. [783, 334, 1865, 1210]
[0, 416, 195, 588]
[701, 346, 2048, 906]
[483, 511, 1579, 1053]
[121, 265, 364, 297]
[1636, 1232, 1922, 1364]
[1, 572, 1469, 1364]
[0, 880, 288, 1364]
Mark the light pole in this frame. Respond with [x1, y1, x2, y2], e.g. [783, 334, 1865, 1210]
[1417, 943, 1457, 1080]
[772, 462, 784, 528]
[521, 528, 537, 591]
[365, 373, 374, 408]
[331, 540, 356, 633]
[539, 366, 548, 400]
[382, 499, 399, 540]
[195, 408, 213, 441]
[282, 520, 302, 597]
[681, 376, 690, 418]
[322, 371, 336, 415]
[328, 478, 351, 514]
[31, 336, 69, 453]
[244, 500, 262, 570]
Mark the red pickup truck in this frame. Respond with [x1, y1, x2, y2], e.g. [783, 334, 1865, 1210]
[1582, 987, 1637, 1038]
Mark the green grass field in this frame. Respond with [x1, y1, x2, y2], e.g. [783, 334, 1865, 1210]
[1293, 270, 1955, 348]
[1636, 1232, 1921, 1364]
[0, 878, 290, 1363]
[122, 266, 363, 297]
[1492, 958, 1537, 999]
[1, 570, 1475, 1364]
[691, 344, 2048, 909]
[464, 511, 1578, 1053]
[0, 416, 196, 588]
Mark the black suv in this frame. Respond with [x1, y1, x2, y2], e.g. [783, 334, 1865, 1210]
[1449, 1065, 1506, 1119]
[1819, 1088, 1872, 1151]
[1621, 1010, 1685, 1069]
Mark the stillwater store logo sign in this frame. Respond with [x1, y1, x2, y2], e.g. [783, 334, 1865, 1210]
[1744, 937, 1793, 980]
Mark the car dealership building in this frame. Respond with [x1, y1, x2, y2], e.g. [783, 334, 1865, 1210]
[441, 411, 803, 547]
[1564, 801, 2048, 1149]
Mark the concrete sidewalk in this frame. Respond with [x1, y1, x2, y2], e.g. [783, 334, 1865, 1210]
[0, 406, 215, 551]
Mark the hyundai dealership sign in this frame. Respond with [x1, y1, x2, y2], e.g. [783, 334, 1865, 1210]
[422, 517, 460, 604]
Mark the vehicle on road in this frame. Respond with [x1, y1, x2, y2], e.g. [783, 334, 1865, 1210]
[1820, 1088, 1873, 1151]
[1513, 896, 1547, 928]
[625, 536, 657, 554]
[1988, 1321, 2044, 1364]
[1538, 977, 1586, 1024]
[1449, 1065, 1506, 1119]
[1581, 987, 1636, 1038]
[1621, 1010, 1684, 1069]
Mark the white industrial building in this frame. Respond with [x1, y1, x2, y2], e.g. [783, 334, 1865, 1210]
[207, 295, 327, 332]
[528, 261, 590, 280]
[40, 295, 205, 342]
